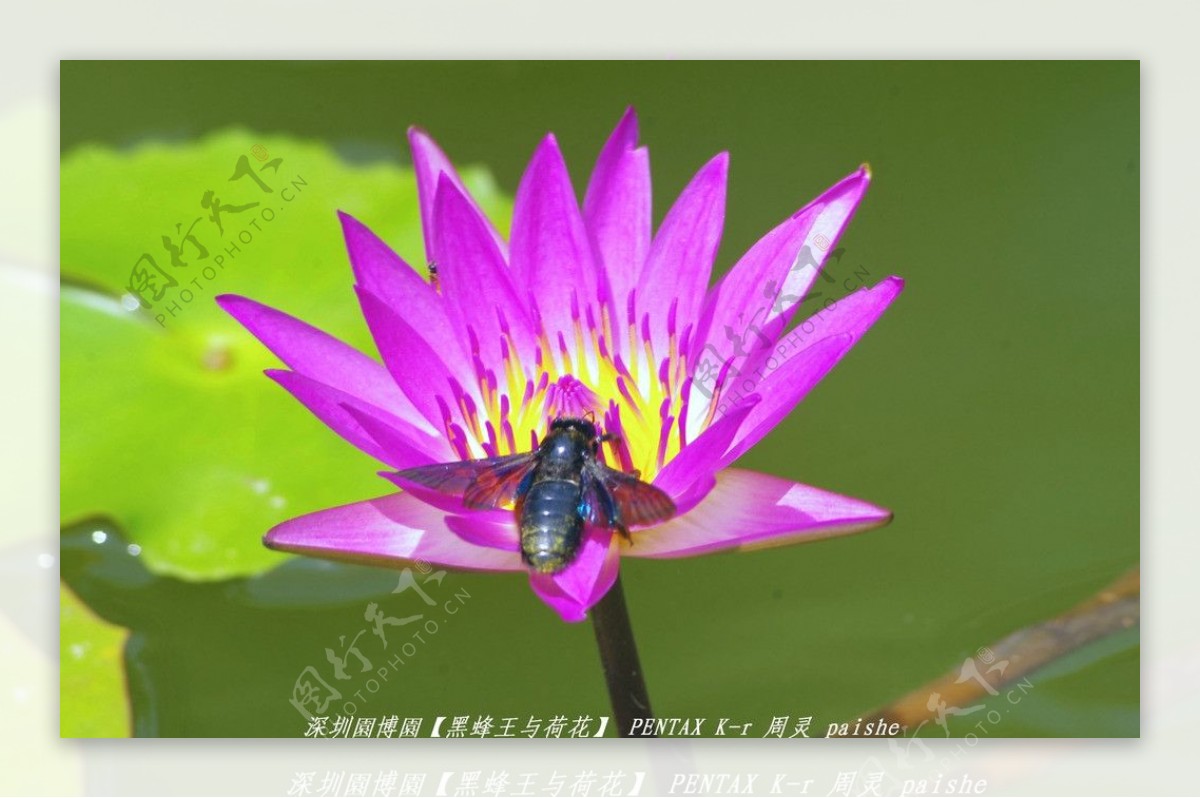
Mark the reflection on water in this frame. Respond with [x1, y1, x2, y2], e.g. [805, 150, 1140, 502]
[62, 516, 423, 736]
[61, 516, 1138, 738]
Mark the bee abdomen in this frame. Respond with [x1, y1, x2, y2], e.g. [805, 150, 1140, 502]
[520, 478, 584, 574]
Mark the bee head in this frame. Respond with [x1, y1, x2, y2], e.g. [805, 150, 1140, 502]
[549, 416, 599, 445]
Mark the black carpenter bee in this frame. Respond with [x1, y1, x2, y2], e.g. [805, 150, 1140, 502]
[394, 417, 676, 573]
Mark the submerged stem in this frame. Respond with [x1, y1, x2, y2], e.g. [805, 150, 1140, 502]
[590, 574, 655, 737]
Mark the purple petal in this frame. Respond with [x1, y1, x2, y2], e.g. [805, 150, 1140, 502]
[786, 275, 905, 351]
[635, 153, 728, 356]
[586, 107, 639, 185]
[690, 167, 871, 368]
[433, 175, 539, 368]
[510, 134, 605, 375]
[338, 212, 474, 377]
[654, 396, 760, 516]
[715, 334, 853, 466]
[338, 211, 430, 313]
[339, 403, 442, 469]
[408, 126, 508, 264]
[356, 287, 479, 436]
[718, 276, 904, 464]
[265, 491, 524, 572]
[528, 527, 619, 622]
[266, 370, 449, 468]
[216, 294, 429, 433]
[445, 512, 520, 552]
[628, 468, 892, 559]
[584, 108, 651, 336]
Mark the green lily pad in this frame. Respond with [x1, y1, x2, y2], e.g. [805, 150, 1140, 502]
[60, 584, 130, 738]
[61, 130, 512, 579]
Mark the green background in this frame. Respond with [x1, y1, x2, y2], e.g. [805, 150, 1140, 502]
[59, 61, 1139, 737]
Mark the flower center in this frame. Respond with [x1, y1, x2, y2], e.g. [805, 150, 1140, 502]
[545, 374, 601, 420]
[438, 292, 715, 483]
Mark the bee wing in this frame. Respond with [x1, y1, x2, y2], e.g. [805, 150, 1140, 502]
[394, 452, 538, 510]
[581, 459, 677, 530]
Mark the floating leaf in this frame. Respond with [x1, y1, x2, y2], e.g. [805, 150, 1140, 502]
[60, 584, 130, 738]
[61, 130, 512, 579]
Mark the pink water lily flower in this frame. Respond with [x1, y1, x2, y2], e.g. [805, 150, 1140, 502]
[218, 109, 903, 622]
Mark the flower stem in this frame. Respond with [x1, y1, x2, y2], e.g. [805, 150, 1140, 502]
[590, 573, 655, 737]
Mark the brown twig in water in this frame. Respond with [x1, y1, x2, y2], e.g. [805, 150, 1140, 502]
[841, 566, 1139, 734]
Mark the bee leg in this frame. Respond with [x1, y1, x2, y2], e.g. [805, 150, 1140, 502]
[614, 521, 633, 543]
